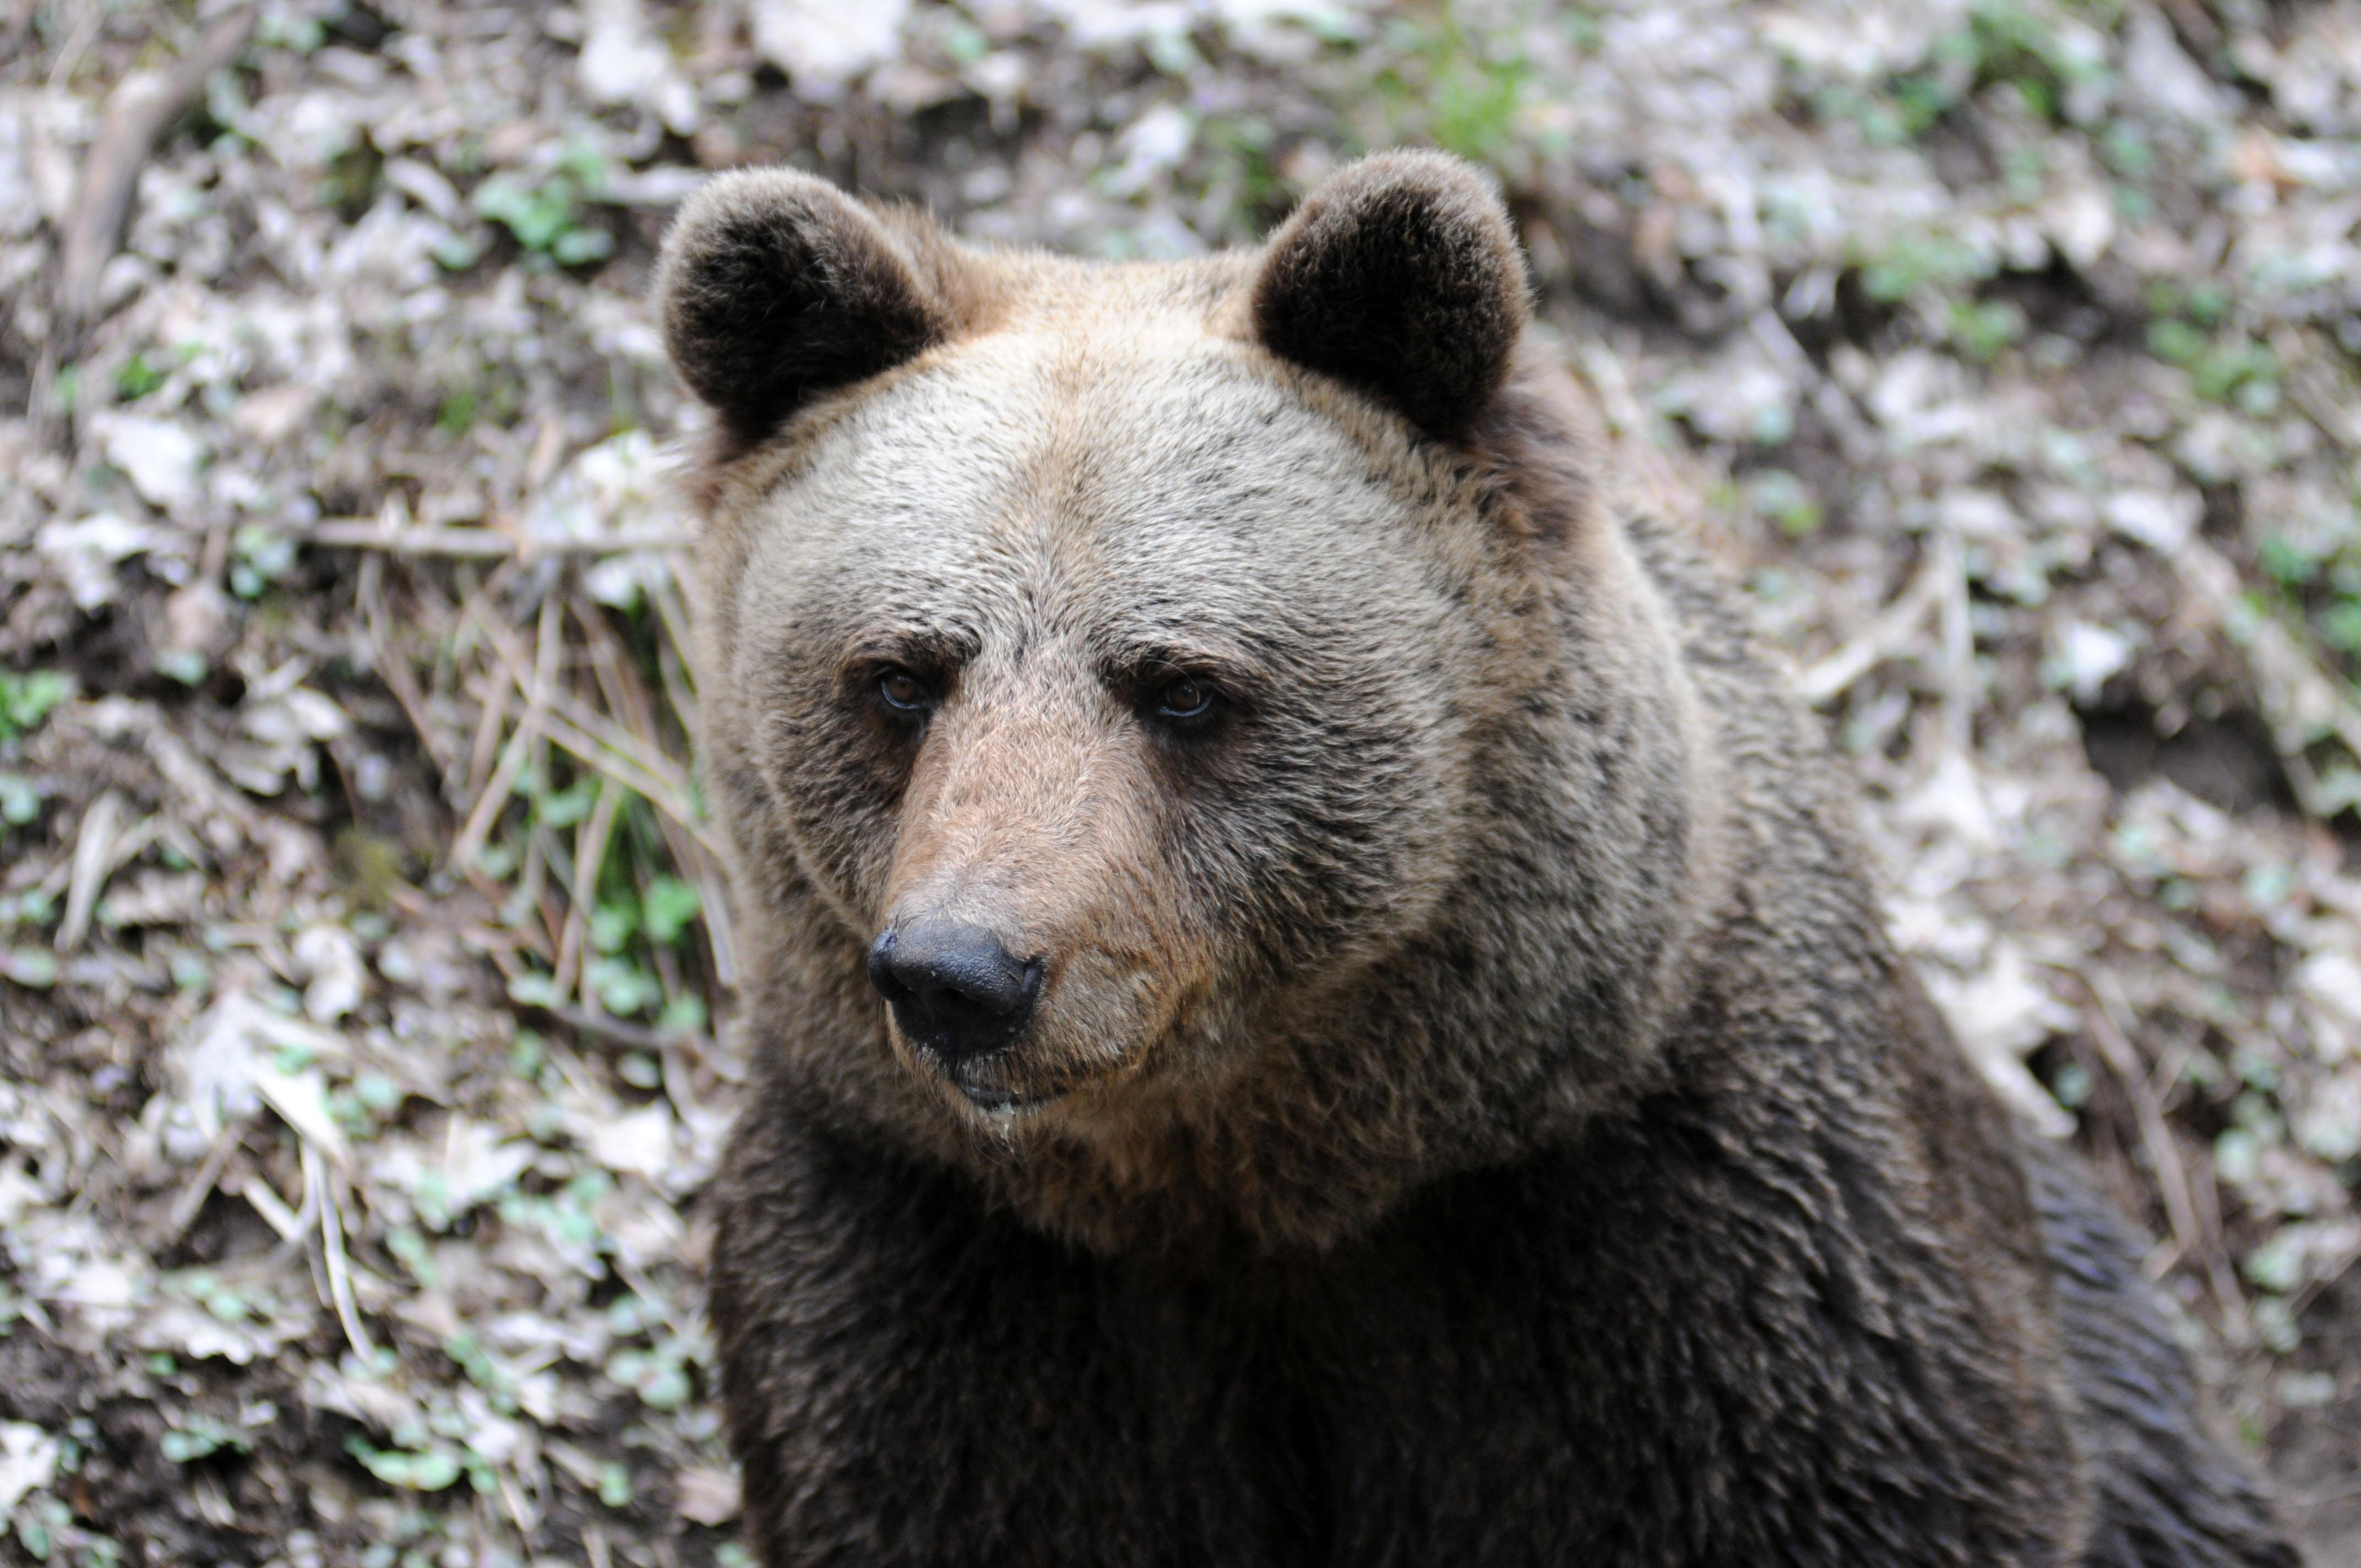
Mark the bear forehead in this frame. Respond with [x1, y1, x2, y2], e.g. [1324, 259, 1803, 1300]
[733, 324, 1471, 625]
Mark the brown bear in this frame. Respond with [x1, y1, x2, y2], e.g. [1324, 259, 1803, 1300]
[652, 151, 2299, 1567]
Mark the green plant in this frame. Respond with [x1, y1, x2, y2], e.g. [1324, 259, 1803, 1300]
[2146, 316, 2277, 405]
[345, 1435, 465, 1491]
[586, 954, 664, 1016]
[322, 141, 385, 221]
[435, 388, 478, 437]
[1372, 3, 1533, 165]
[1747, 469, 1824, 537]
[1885, 1, 2112, 130]
[536, 776, 599, 829]
[1194, 115, 1289, 243]
[643, 876, 700, 944]
[0, 671, 72, 742]
[1807, 83, 1918, 147]
[113, 353, 165, 401]
[605, 1333, 695, 1411]
[2, 949, 58, 989]
[1950, 297, 2028, 361]
[470, 145, 616, 266]
[229, 525, 297, 598]
[1859, 230, 1993, 303]
[160, 1414, 253, 1464]
[0, 774, 39, 826]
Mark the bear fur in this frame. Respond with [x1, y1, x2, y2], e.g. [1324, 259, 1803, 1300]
[654, 151, 2299, 1567]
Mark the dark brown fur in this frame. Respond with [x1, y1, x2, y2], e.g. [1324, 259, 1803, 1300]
[655, 170, 984, 459]
[1254, 149, 1531, 438]
[657, 155, 2298, 1567]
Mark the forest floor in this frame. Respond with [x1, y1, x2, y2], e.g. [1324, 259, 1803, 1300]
[7, 0, 2361, 1563]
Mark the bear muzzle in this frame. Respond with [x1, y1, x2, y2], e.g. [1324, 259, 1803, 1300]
[867, 916, 1048, 1107]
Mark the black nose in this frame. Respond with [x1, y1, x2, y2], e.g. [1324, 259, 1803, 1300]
[867, 918, 1042, 1064]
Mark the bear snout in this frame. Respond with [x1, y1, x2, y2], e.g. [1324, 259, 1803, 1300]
[867, 917, 1046, 1099]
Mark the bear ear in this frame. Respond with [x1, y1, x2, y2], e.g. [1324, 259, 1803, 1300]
[654, 169, 956, 450]
[1250, 151, 1531, 441]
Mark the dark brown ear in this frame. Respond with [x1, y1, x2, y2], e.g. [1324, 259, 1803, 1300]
[1252, 151, 1530, 440]
[654, 169, 955, 449]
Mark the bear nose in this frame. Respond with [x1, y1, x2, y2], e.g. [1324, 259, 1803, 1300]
[867, 918, 1043, 1064]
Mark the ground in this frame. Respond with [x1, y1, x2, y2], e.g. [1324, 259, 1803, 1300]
[3, 1, 2361, 1564]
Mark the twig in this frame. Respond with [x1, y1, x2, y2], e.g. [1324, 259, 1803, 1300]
[158, 1115, 247, 1244]
[495, 1471, 541, 1544]
[1798, 552, 1947, 707]
[1934, 527, 1974, 755]
[237, 1171, 308, 1244]
[603, 579, 739, 984]
[138, 716, 261, 848]
[297, 520, 697, 557]
[649, 574, 701, 734]
[2160, 0, 2221, 57]
[520, 820, 559, 955]
[688, 847, 737, 989]
[2288, 1240, 2361, 1323]
[446, 555, 523, 672]
[2289, 372, 2361, 450]
[611, 1253, 695, 1342]
[523, 998, 716, 1059]
[44, 0, 106, 90]
[540, 707, 711, 847]
[2186, 1139, 2251, 1348]
[2077, 979, 2208, 1288]
[2079, 963, 2253, 1339]
[1750, 309, 1880, 466]
[53, 5, 257, 346]
[578, 595, 667, 761]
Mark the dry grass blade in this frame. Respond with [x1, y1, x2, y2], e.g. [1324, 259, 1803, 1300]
[358, 553, 464, 803]
[453, 590, 562, 867]
[553, 777, 621, 1008]
[574, 589, 737, 979]
[306, 1142, 374, 1362]
[468, 602, 722, 856]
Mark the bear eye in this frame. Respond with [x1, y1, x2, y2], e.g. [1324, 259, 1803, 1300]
[878, 668, 932, 713]
[1155, 676, 1215, 722]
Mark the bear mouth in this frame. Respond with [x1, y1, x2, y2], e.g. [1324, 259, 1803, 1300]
[918, 1047, 1066, 1117]
[951, 1081, 1062, 1115]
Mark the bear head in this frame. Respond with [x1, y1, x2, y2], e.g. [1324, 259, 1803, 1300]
[656, 153, 1727, 1243]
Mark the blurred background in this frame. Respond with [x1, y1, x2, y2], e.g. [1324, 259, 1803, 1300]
[4, 0, 2361, 1562]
